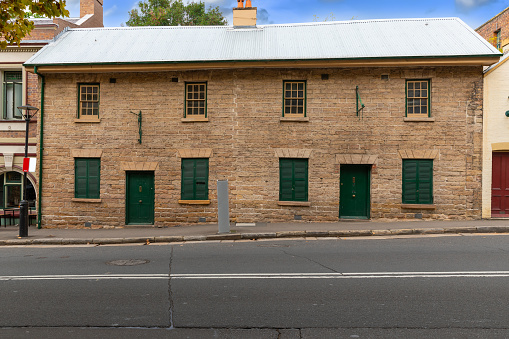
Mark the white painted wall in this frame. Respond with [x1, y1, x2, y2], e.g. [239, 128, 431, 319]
[482, 58, 509, 218]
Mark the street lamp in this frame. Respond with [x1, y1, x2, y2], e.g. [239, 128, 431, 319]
[17, 105, 38, 238]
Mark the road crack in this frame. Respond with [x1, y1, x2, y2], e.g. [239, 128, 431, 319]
[280, 249, 339, 273]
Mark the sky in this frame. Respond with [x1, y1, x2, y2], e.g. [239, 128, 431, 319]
[65, 0, 509, 30]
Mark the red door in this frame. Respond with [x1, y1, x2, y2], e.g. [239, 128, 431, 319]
[492, 152, 509, 217]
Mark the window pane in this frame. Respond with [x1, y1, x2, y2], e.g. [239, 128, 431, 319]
[6, 172, 21, 183]
[283, 82, 305, 117]
[5, 83, 13, 119]
[185, 83, 206, 117]
[5, 185, 21, 208]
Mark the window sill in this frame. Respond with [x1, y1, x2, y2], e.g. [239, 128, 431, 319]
[0, 119, 37, 123]
[280, 116, 309, 122]
[181, 117, 209, 123]
[404, 117, 435, 122]
[72, 198, 102, 203]
[179, 200, 210, 205]
[75, 118, 101, 123]
[401, 204, 436, 210]
[278, 201, 311, 207]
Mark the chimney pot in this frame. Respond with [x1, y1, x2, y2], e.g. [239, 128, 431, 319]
[237, 0, 244, 8]
[246, 0, 252, 7]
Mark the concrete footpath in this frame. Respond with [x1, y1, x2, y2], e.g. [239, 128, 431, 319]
[1, 219, 509, 246]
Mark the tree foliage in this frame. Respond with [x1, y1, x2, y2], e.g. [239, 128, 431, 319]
[0, 0, 69, 49]
[127, 0, 227, 27]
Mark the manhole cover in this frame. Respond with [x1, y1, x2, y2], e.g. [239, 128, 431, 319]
[106, 259, 150, 266]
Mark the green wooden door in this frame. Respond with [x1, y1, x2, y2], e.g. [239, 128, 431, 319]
[340, 165, 370, 219]
[126, 171, 154, 225]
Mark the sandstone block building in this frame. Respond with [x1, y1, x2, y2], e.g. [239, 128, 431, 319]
[0, 0, 103, 225]
[25, 14, 501, 228]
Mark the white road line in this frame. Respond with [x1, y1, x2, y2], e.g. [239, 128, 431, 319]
[1, 272, 509, 281]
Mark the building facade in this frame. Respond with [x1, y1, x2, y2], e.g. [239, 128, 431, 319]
[25, 18, 500, 228]
[476, 6, 509, 52]
[482, 55, 509, 219]
[0, 0, 103, 222]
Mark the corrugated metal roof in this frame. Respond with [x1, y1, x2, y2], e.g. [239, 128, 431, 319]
[25, 17, 501, 66]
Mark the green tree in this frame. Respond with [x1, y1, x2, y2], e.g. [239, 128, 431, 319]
[126, 0, 227, 27]
[0, 0, 69, 49]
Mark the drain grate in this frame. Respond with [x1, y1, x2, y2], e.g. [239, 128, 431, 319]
[106, 259, 150, 266]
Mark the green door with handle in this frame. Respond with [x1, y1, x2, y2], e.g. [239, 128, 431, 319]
[340, 165, 370, 219]
[126, 171, 154, 225]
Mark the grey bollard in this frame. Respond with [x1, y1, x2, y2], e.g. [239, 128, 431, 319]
[217, 180, 230, 234]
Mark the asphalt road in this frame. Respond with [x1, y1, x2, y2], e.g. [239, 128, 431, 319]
[1, 234, 509, 338]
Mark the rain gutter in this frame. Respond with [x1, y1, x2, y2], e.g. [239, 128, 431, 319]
[34, 66, 44, 229]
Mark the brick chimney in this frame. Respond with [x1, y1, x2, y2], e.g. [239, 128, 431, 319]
[233, 0, 257, 27]
[80, 0, 103, 27]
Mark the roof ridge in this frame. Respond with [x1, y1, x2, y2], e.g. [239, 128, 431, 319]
[66, 17, 462, 31]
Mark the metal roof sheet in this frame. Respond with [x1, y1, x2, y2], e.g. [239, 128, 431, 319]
[25, 17, 501, 66]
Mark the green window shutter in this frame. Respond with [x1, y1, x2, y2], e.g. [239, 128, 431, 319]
[279, 159, 308, 202]
[87, 159, 100, 199]
[417, 160, 433, 204]
[75, 159, 88, 198]
[2, 82, 6, 119]
[402, 159, 433, 204]
[75, 158, 100, 199]
[181, 159, 195, 200]
[14, 82, 22, 119]
[402, 160, 418, 204]
[279, 159, 294, 201]
[293, 159, 308, 201]
[194, 159, 209, 200]
[181, 158, 209, 200]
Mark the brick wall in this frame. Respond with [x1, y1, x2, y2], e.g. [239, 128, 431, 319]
[80, 0, 103, 28]
[39, 66, 484, 228]
[25, 26, 58, 41]
[476, 8, 509, 50]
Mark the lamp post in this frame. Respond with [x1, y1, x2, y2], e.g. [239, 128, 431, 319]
[17, 105, 38, 238]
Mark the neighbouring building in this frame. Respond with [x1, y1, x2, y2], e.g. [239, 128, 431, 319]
[24, 9, 500, 228]
[482, 54, 509, 218]
[476, 6, 509, 52]
[0, 0, 103, 224]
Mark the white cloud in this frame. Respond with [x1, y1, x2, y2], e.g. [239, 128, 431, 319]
[104, 5, 118, 17]
[455, 0, 497, 10]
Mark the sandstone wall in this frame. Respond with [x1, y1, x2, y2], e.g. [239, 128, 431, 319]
[39, 66, 484, 227]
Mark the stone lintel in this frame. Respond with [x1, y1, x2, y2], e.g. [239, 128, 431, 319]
[275, 149, 312, 158]
[71, 149, 103, 158]
[177, 149, 213, 158]
[121, 162, 159, 171]
[335, 154, 378, 164]
[398, 149, 439, 159]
